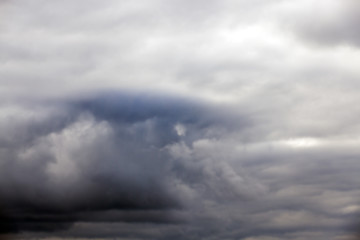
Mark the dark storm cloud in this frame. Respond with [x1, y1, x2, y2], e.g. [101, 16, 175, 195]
[1, 93, 360, 240]
[0, 92, 245, 235]
[2, 1, 360, 240]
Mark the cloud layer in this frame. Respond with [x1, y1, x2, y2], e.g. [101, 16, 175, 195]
[0, 93, 245, 234]
[1, 0, 360, 239]
[0, 93, 359, 240]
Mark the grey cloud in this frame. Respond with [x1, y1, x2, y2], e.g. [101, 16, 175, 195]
[0, 0, 282, 101]
[278, 0, 360, 47]
[1, 93, 360, 239]
[1, 0, 360, 239]
[0, 93, 248, 235]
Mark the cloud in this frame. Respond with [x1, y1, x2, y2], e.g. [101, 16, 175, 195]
[0, 92, 359, 240]
[1, 1, 360, 239]
[277, 0, 360, 47]
[0, 93, 247, 235]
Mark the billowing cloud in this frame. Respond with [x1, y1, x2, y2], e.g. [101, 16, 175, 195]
[1, 0, 360, 239]
[0, 93, 247, 234]
[0, 93, 359, 240]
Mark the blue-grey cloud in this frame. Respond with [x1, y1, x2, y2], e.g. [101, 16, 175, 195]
[1, 92, 360, 240]
[1, 1, 360, 239]
[0, 92, 246, 235]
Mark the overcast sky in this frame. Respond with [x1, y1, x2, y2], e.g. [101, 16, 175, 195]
[1, 0, 360, 240]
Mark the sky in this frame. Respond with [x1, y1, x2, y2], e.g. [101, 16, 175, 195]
[1, 0, 360, 239]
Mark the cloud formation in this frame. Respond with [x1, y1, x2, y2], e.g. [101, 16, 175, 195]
[0, 93, 359, 240]
[0, 93, 246, 234]
[1, 0, 360, 239]
[279, 0, 360, 47]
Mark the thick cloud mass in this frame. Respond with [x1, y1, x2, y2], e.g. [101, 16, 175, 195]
[0, 93, 360, 240]
[1, 0, 360, 239]
[0, 93, 246, 235]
